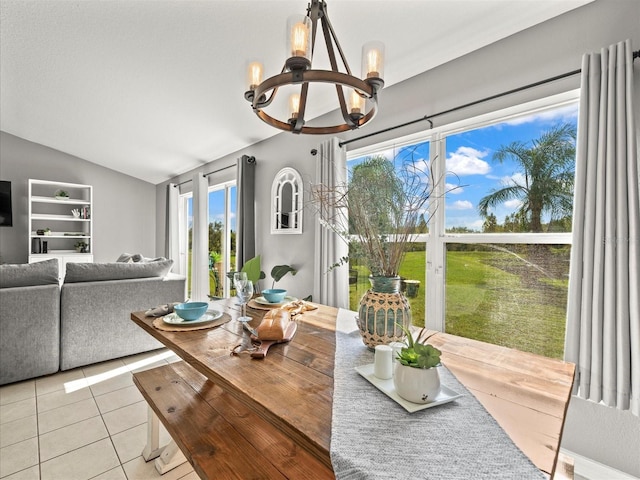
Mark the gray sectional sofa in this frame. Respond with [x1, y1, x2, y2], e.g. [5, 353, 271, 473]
[0, 258, 186, 385]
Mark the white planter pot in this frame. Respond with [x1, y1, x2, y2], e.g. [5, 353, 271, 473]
[393, 363, 441, 404]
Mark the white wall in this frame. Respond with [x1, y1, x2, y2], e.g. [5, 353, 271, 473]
[156, 1, 640, 476]
[0, 132, 157, 264]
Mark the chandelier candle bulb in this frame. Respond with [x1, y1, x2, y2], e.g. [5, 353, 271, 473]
[289, 93, 301, 119]
[374, 345, 393, 380]
[362, 41, 385, 80]
[287, 15, 311, 68]
[247, 62, 263, 91]
[348, 89, 364, 117]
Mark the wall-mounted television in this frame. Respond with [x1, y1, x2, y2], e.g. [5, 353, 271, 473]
[0, 180, 13, 227]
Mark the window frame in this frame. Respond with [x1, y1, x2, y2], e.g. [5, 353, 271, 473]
[347, 89, 580, 332]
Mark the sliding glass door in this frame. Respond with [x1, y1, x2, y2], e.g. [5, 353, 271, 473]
[180, 181, 237, 299]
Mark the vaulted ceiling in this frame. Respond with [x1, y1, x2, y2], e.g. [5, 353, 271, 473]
[0, 0, 591, 184]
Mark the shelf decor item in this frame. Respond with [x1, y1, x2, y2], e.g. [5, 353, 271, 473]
[55, 189, 69, 200]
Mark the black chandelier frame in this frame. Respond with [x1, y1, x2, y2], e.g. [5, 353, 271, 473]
[244, 0, 384, 135]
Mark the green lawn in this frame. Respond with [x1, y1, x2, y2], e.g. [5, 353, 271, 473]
[349, 248, 568, 359]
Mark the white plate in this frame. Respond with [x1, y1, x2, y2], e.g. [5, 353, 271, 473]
[355, 363, 463, 413]
[254, 295, 298, 306]
[162, 309, 223, 326]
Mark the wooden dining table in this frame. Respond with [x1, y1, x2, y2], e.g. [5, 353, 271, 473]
[130, 297, 575, 479]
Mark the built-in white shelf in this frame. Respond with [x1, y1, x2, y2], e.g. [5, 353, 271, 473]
[30, 195, 91, 205]
[31, 214, 91, 221]
[28, 179, 93, 266]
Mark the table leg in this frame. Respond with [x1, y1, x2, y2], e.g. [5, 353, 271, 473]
[142, 407, 187, 474]
[154, 440, 187, 475]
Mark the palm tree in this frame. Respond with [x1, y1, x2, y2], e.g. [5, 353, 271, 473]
[478, 123, 576, 232]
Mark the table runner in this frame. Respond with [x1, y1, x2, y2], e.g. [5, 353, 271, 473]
[330, 308, 545, 479]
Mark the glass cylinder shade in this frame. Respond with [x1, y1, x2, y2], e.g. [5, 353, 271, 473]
[246, 61, 263, 91]
[348, 88, 365, 117]
[289, 93, 301, 120]
[286, 15, 312, 69]
[362, 41, 385, 80]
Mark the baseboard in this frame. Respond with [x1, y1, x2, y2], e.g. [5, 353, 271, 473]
[561, 448, 639, 480]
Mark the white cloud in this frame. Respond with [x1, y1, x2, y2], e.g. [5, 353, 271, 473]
[502, 104, 579, 126]
[501, 172, 526, 186]
[504, 199, 523, 209]
[449, 200, 473, 210]
[445, 182, 464, 194]
[446, 146, 490, 176]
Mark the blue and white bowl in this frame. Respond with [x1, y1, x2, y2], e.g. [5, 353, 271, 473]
[174, 302, 208, 321]
[262, 289, 287, 303]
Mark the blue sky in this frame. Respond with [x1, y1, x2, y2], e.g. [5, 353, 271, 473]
[349, 103, 579, 231]
[198, 104, 578, 233]
[187, 186, 236, 231]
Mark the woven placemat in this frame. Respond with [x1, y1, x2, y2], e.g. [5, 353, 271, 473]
[247, 299, 281, 310]
[152, 312, 232, 332]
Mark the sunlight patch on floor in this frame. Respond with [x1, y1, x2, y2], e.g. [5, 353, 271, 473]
[63, 350, 175, 393]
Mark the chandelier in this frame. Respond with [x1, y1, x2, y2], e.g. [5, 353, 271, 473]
[243, 0, 385, 135]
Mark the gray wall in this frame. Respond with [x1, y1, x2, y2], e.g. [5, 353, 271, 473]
[156, 0, 640, 476]
[0, 132, 156, 264]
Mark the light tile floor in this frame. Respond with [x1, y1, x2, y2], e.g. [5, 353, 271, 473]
[0, 349, 199, 480]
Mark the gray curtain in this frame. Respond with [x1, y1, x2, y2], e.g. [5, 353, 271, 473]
[565, 39, 639, 416]
[166, 183, 181, 274]
[191, 173, 209, 302]
[313, 138, 349, 308]
[236, 155, 256, 269]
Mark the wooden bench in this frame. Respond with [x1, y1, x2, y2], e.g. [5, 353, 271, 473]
[132, 361, 334, 479]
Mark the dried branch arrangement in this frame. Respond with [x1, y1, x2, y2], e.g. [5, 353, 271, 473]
[311, 151, 446, 277]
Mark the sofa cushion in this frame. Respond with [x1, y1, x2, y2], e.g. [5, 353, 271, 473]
[0, 259, 59, 288]
[64, 259, 173, 283]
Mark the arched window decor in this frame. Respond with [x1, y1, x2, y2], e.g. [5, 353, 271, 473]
[271, 167, 303, 234]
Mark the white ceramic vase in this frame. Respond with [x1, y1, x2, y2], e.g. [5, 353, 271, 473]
[393, 363, 441, 404]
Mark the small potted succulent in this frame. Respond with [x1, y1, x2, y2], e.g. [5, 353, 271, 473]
[394, 324, 442, 404]
[55, 190, 70, 200]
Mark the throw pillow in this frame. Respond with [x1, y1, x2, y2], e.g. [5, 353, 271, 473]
[0, 259, 59, 288]
[65, 259, 173, 283]
[116, 253, 167, 263]
[116, 253, 143, 263]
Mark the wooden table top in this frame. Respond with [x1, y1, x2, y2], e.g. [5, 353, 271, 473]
[131, 298, 574, 478]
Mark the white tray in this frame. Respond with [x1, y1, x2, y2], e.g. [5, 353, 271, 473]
[163, 309, 223, 326]
[355, 363, 463, 413]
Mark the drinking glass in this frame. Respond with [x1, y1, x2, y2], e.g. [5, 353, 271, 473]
[236, 279, 254, 323]
[233, 271, 248, 291]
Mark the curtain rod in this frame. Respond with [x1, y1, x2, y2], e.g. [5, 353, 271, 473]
[340, 49, 640, 148]
[174, 156, 255, 187]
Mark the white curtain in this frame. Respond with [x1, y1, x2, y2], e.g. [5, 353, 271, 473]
[313, 138, 349, 308]
[191, 173, 210, 302]
[565, 39, 639, 416]
[166, 183, 181, 274]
